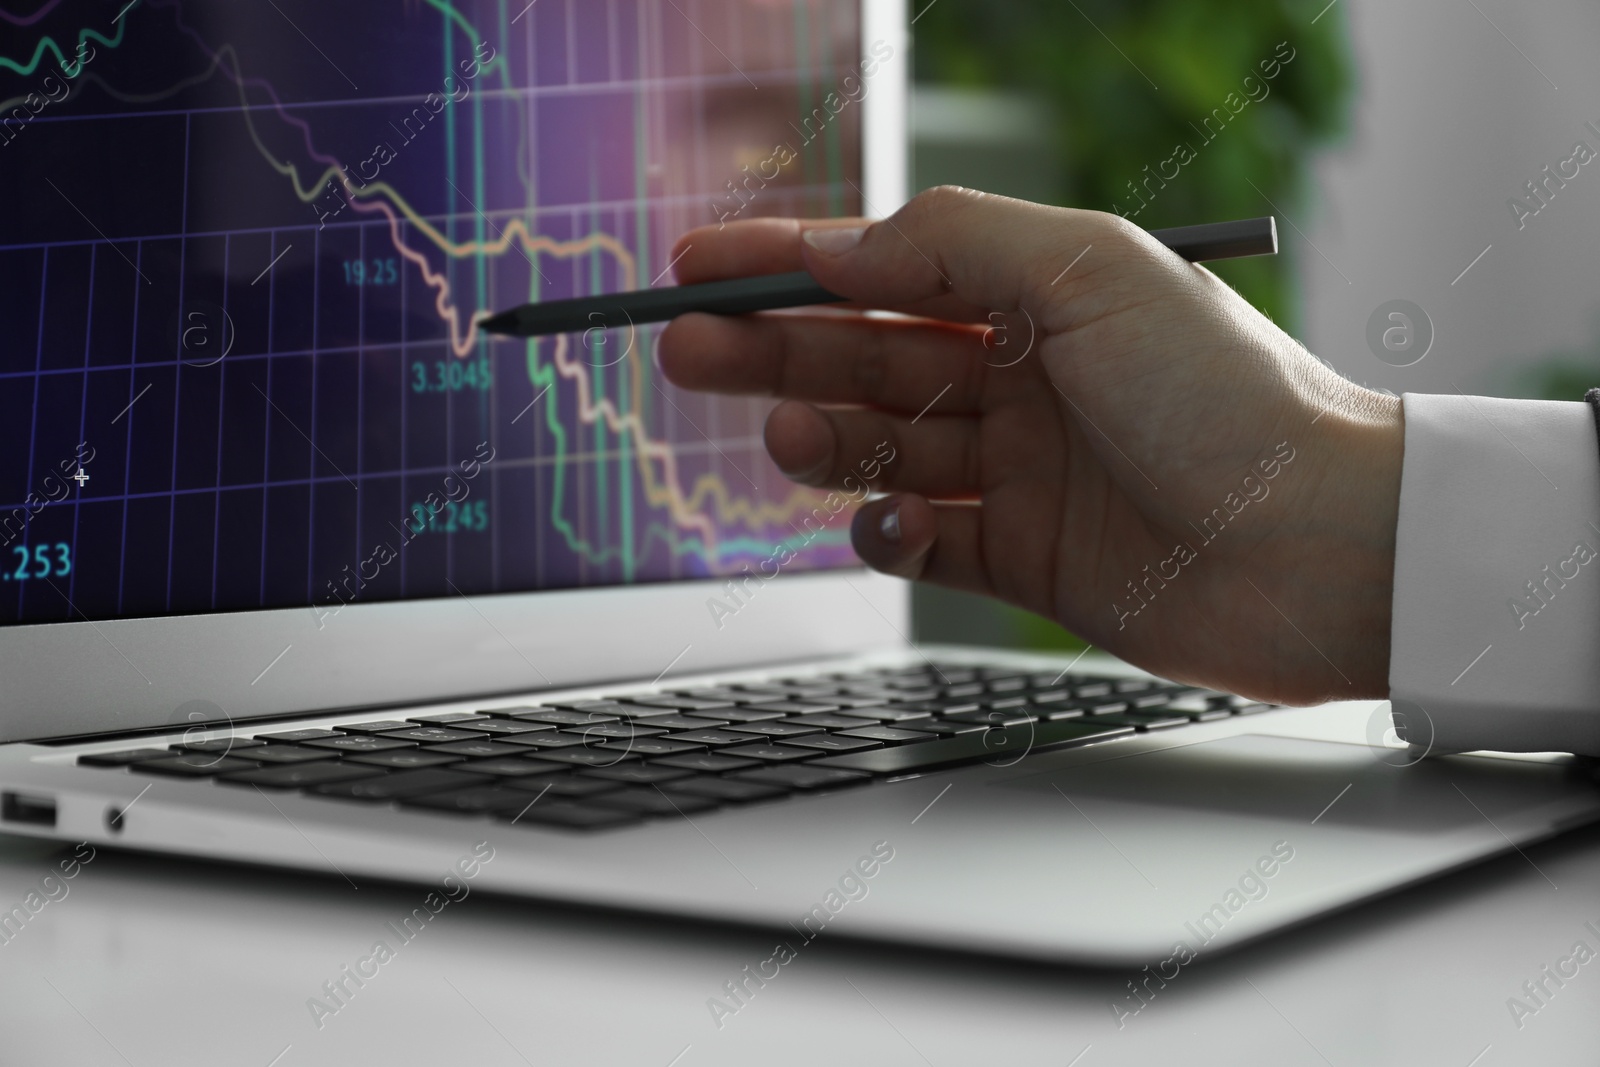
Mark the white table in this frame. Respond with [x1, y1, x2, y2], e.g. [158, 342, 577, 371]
[2, 823, 1597, 1065]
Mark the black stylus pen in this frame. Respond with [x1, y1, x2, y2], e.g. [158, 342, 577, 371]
[477, 216, 1277, 338]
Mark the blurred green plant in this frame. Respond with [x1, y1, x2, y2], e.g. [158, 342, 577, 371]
[912, 0, 1354, 332]
[1497, 311, 1600, 400]
[1517, 361, 1600, 402]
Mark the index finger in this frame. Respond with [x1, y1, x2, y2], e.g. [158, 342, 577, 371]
[669, 217, 857, 283]
[668, 215, 994, 324]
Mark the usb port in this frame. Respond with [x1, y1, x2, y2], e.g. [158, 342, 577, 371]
[1, 791, 57, 828]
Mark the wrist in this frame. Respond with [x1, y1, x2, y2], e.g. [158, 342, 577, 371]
[1295, 386, 1403, 696]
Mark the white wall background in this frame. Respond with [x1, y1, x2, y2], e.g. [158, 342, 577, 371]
[1299, 0, 1600, 398]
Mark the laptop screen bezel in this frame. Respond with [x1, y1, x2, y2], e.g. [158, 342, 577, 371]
[0, 0, 912, 744]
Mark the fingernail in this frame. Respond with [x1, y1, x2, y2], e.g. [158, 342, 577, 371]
[803, 226, 865, 256]
[879, 505, 902, 545]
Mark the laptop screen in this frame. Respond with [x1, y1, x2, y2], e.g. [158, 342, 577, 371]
[0, 0, 867, 629]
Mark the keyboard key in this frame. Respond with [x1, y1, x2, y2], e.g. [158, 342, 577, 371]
[407, 713, 488, 724]
[425, 740, 536, 759]
[973, 667, 1022, 680]
[882, 687, 942, 702]
[924, 697, 990, 712]
[691, 687, 790, 703]
[836, 684, 902, 698]
[479, 704, 558, 718]
[848, 705, 938, 724]
[1036, 704, 1087, 721]
[170, 737, 266, 754]
[668, 730, 767, 746]
[883, 677, 942, 690]
[1234, 702, 1274, 715]
[503, 776, 624, 798]
[913, 720, 992, 736]
[133, 754, 261, 777]
[626, 715, 728, 731]
[943, 709, 1038, 727]
[77, 748, 173, 767]
[442, 719, 554, 736]
[1162, 692, 1224, 713]
[378, 727, 483, 744]
[941, 683, 986, 698]
[347, 750, 465, 769]
[791, 713, 880, 730]
[695, 707, 786, 723]
[652, 752, 761, 774]
[834, 725, 935, 745]
[232, 748, 331, 764]
[608, 738, 706, 757]
[663, 776, 789, 802]
[829, 670, 895, 684]
[558, 723, 670, 740]
[1171, 707, 1234, 722]
[400, 786, 534, 814]
[624, 696, 736, 711]
[808, 719, 1136, 775]
[588, 788, 719, 816]
[1072, 682, 1114, 698]
[511, 709, 621, 726]
[531, 748, 642, 768]
[250, 744, 351, 764]
[1091, 713, 1189, 731]
[459, 758, 572, 777]
[777, 734, 883, 754]
[1130, 692, 1178, 709]
[545, 700, 664, 719]
[302, 735, 418, 754]
[498, 732, 591, 749]
[588, 705, 678, 721]
[1114, 679, 1156, 693]
[674, 687, 758, 702]
[821, 695, 891, 710]
[334, 720, 417, 734]
[731, 765, 872, 791]
[782, 692, 846, 704]
[1027, 672, 1074, 690]
[725, 721, 825, 739]
[311, 768, 490, 800]
[581, 764, 696, 785]
[255, 729, 343, 743]
[750, 701, 840, 715]
[219, 762, 385, 789]
[722, 693, 793, 706]
[503, 802, 642, 829]
[720, 743, 817, 762]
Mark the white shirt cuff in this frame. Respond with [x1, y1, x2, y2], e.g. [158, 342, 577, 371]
[1390, 392, 1600, 755]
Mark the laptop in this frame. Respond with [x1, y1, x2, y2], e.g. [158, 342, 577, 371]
[3, 0, 1597, 970]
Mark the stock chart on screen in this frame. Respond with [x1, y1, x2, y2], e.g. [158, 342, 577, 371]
[0, 0, 869, 626]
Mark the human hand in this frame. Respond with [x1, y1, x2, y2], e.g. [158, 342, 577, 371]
[657, 187, 1401, 704]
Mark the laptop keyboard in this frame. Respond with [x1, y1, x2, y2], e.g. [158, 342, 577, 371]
[74, 663, 1271, 832]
